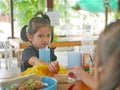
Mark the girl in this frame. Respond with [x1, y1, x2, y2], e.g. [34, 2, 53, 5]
[20, 11, 59, 74]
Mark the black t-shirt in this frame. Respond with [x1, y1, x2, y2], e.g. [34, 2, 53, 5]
[21, 45, 57, 72]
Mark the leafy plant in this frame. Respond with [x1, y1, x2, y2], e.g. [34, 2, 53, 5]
[0, 0, 45, 27]
[0, 0, 10, 13]
[13, 0, 45, 27]
[114, 11, 120, 20]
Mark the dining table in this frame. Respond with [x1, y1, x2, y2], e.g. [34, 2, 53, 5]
[0, 73, 92, 90]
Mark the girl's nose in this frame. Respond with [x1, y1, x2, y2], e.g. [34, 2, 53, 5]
[42, 37, 50, 42]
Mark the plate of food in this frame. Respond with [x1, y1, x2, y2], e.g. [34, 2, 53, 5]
[0, 74, 57, 90]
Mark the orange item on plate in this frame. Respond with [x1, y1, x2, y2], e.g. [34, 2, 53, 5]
[68, 80, 92, 90]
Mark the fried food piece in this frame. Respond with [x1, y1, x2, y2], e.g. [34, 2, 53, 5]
[33, 80, 44, 89]
[18, 84, 28, 90]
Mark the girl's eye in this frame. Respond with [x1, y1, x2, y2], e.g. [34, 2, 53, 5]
[37, 35, 50, 38]
[38, 35, 43, 37]
[47, 34, 51, 37]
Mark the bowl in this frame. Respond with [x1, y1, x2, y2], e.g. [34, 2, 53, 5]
[41, 76, 57, 90]
[0, 75, 57, 90]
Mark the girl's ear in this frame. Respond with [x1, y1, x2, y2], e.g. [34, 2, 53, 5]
[26, 33, 33, 41]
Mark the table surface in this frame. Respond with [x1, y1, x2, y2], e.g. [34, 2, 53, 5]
[0, 74, 91, 90]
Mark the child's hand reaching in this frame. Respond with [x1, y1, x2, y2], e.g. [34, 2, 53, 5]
[68, 66, 98, 89]
[48, 61, 59, 74]
[68, 66, 83, 80]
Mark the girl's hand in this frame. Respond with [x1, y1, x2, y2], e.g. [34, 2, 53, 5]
[68, 66, 97, 89]
[48, 61, 59, 74]
[68, 66, 83, 80]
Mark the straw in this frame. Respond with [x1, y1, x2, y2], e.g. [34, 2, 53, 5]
[89, 54, 94, 65]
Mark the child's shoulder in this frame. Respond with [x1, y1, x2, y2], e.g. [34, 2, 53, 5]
[24, 45, 33, 49]
[23, 45, 35, 51]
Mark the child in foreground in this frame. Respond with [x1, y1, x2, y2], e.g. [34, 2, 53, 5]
[68, 19, 120, 90]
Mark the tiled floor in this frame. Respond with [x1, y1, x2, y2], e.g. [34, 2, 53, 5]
[0, 58, 21, 82]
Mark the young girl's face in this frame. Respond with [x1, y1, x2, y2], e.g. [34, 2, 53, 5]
[30, 26, 51, 49]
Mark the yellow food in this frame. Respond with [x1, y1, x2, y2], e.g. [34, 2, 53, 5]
[58, 65, 68, 74]
[20, 63, 68, 76]
[20, 63, 52, 76]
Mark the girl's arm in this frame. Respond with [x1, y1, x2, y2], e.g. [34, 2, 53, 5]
[28, 56, 59, 74]
[28, 56, 48, 66]
[68, 66, 98, 90]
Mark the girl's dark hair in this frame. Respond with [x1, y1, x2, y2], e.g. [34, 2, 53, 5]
[20, 11, 51, 42]
[34, 11, 50, 23]
[20, 25, 29, 42]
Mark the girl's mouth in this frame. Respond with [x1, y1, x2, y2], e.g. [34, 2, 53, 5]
[41, 43, 48, 47]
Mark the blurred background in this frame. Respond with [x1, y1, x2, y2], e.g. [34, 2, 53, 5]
[0, 0, 119, 42]
[0, 0, 120, 75]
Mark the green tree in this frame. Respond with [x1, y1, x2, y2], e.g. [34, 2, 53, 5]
[14, 0, 45, 27]
[0, 0, 10, 13]
[0, 0, 45, 26]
